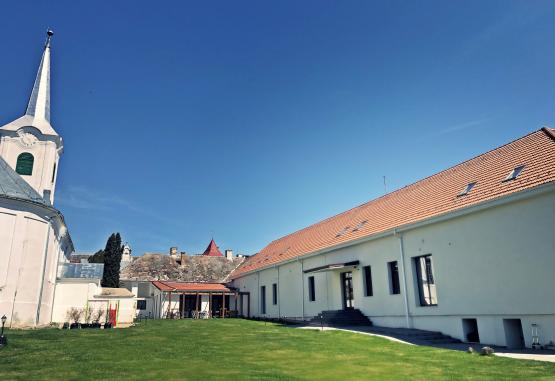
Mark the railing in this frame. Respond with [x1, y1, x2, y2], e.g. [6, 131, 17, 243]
[57, 262, 104, 279]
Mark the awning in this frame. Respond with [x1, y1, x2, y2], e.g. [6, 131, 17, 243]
[303, 260, 360, 274]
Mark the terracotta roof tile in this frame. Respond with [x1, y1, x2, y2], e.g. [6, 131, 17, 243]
[232, 128, 555, 278]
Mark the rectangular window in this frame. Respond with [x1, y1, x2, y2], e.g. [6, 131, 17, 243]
[136, 300, 147, 310]
[260, 286, 266, 314]
[272, 283, 277, 305]
[414, 255, 437, 306]
[308, 276, 316, 301]
[363, 266, 373, 296]
[388, 261, 400, 295]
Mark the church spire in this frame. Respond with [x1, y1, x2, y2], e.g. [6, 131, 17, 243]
[25, 29, 53, 122]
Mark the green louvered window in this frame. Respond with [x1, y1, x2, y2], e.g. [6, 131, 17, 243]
[16, 153, 34, 176]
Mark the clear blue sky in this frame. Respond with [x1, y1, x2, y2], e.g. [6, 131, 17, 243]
[1, 1, 554, 256]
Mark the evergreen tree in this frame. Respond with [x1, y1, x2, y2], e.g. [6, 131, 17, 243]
[88, 249, 105, 263]
[100, 233, 124, 288]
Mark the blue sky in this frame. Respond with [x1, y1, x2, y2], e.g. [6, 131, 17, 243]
[1, 1, 555, 256]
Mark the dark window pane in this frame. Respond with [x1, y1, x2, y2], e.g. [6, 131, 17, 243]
[363, 266, 373, 296]
[308, 276, 315, 301]
[272, 283, 277, 305]
[260, 286, 266, 314]
[16, 153, 34, 176]
[415, 255, 437, 306]
[389, 261, 400, 295]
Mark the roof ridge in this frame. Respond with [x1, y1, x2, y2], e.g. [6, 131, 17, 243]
[542, 126, 555, 141]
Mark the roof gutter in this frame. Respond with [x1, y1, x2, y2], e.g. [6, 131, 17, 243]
[232, 180, 555, 279]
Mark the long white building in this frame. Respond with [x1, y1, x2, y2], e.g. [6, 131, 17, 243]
[230, 128, 555, 349]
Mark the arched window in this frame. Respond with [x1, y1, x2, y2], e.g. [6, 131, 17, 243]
[16, 153, 34, 176]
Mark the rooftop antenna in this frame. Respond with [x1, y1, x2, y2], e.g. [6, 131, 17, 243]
[383, 176, 387, 194]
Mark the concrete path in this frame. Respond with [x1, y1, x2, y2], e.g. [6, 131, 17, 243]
[298, 325, 555, 363]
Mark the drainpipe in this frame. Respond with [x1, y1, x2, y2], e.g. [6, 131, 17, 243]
[300, 259, 305, 319]
[35, 218, 52, 327]
[395, 229, 411, 328]
[277, 265, 281, 318]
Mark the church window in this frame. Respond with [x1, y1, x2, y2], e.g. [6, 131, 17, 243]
[16, 153, 34, 176]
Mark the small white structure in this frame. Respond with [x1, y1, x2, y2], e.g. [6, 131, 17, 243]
[231, 128, 555, 349]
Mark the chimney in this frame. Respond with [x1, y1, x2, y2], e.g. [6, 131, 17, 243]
[169, 247, 178, 259]
[225, 249, 233, 260]
[180, 252, 187, 264]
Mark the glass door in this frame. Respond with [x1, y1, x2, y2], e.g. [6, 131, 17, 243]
[341, 272, 354, 309]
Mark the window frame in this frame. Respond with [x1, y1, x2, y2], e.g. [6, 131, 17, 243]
[363, 265, 373, 297]
[414, 254, 438, 307]
[136, 300, 147, 310]
[15, 152, 34, 176]
[260, 285, 266, 314]
[388, 261, 401, 295]
[272, 283, 278, 305]
[308, 276, 316, 302]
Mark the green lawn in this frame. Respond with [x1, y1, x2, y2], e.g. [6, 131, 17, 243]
[1, 319, 554, 380]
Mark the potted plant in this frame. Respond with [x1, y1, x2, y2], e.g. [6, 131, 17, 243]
[67, 307, 83, 329]
[91, 308, 104, 329]
[81, 307, 92, 329]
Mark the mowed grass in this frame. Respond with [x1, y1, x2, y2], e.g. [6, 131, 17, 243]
[1, 319, 554, 380]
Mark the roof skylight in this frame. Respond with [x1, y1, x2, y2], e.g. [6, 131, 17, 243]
[352, 220, 368, 232]
[503, 165, 525, 182]
[457, 182, 476, 197]
[336, 226, 351, 238]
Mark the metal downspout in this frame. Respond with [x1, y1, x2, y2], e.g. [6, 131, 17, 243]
[35, 219, 52, 327]
[396, 230, 411, 328]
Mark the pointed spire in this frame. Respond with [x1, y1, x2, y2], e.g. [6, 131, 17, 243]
[25, 29, 53, 122]
[202, 239, 224, 257]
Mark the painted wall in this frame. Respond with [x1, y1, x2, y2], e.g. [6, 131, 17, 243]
[0, 200, 72, 327]
[232, 188, 555, 347]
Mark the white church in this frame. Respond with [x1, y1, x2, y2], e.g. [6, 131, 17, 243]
[0, 32, 135, 328]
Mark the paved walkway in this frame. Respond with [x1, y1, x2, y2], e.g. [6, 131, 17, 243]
[298, 325, 555, 363]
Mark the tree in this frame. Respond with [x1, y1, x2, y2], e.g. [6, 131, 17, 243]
[88, 249, 105, 263]
[100, 233, 124, 288]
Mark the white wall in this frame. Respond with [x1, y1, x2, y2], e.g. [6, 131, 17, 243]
[232, 188, 555, 347]
[0, 200, 72, 327]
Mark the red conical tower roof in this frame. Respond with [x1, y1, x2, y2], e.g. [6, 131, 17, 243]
[202, 239, 223, 257]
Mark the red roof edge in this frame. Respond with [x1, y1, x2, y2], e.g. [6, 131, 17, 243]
[542, 126, 555, 141]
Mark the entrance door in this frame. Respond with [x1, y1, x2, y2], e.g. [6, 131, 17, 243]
[341, 272, 354, 309]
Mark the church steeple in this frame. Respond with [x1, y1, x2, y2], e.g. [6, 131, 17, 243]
[25, 30, 53, 123]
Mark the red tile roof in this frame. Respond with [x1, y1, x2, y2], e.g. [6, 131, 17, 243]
[202, 239, 224, 257]
[151, 281, 231, 292]
[232, 128, 555, 278]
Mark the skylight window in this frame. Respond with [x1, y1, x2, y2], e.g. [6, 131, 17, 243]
[336, 226, 351, 238]
[457, 182, 476, 197]
[503, 165, 525, 182]
[352, 220, 368, 232]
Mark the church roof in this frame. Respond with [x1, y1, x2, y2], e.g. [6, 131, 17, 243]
[232, 127, 555, 278]
[0, 156, 46, 205]
[202, 239, 224, 257]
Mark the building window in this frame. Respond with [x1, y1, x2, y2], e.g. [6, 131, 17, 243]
[388, 261, 401, 295]
[260, 286, 266, 314]
[414, 255, 437, 306]
[308, 276, 315, 301]
[16, 152, 34, 176]
[363, 266, 373, 296]
[136, 300, 147, 310]
[272, 283, 277, 305]
[51, 163, 57, 183]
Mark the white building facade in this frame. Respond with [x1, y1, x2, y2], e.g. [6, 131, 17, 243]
[231, 128, 555, 349]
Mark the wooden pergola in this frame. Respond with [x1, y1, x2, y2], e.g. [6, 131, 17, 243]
[152, 281, 239, 319]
